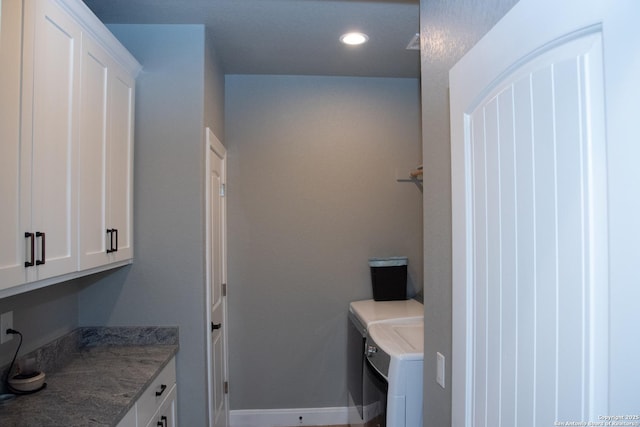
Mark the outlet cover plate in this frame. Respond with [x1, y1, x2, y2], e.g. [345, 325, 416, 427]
[1, 311, 14, 344]
[436, 351, 445, 388]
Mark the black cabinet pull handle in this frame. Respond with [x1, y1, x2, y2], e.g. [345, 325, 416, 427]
[211, 322, 222, 331]
[161, 416, 168, 426]
[35, 232, 45, 265]
[106, 229, 113, 253]
[155, 384, 167, 396]
[24, 232, 35, 267]
[106, 229, 119, 253]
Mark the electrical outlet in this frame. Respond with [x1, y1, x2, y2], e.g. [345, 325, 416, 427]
[1, 311, 14, 344]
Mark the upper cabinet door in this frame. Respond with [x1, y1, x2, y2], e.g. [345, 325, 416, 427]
[0, 0, 27, 290]
[106, 63, 135, 263]
[78, 34, 110, 270]
[24, 0, 81, 281]
[78, 36, 135, 269]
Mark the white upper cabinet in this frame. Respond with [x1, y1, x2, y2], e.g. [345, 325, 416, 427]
[0, 0, 140, 297]
[106, 66, 135, 263]
[78, 34, 135, 269]
[0, 0, 26, 288]
[78, 35, 110, 270]
[22, 0, 81, 283]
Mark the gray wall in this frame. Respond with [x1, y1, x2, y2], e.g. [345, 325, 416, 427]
[0, 281, 80, 369]
[78, 24, 224, 427]
[224, 75, 423, 409]
[204, 29, 225, 136]
[419, 0, 519, 425]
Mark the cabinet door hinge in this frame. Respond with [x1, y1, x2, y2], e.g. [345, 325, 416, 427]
[220, 183, 226, 197]
[222, 283, 227, 297]
[224, 381, 229, 394]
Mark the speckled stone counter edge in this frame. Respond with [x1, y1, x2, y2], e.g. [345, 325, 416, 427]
[79, 326, 179, 347]
[0, 326, 179, 394]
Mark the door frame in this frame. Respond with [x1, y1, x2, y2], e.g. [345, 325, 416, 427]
[205, 127, 229, 427]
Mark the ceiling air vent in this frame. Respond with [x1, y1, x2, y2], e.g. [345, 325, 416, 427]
[406, 33, 420, 50]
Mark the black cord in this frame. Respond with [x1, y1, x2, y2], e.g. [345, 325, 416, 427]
[3, 328, 46, 395]
[3, 329, 22, 386]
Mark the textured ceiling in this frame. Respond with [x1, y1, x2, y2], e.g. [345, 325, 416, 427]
[82, 0, 420, 78]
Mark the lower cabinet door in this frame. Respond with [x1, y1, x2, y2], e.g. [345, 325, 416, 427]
[146, 384, 177, 427]
[116, 405, 137, 427]
[136, 359, 176, 426]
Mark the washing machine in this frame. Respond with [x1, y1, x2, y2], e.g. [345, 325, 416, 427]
[366, 319, 424, 427]
[348, 299, 423, 426]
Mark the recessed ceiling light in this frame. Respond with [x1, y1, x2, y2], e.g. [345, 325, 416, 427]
[340, 32, 369, 46]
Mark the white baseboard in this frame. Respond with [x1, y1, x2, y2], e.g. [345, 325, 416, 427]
[229, 406, 358, 427]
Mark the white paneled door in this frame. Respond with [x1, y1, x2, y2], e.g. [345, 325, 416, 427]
[451, 0, 640, 425]
[206, 129, 229, 427]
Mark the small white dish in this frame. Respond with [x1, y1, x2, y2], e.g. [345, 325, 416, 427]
[9, 371, 46, 392]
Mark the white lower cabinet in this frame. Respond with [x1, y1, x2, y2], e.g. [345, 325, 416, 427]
[119, 405, 138, 427]
[146, 385, 177, 427]
[117, 358, 178, 427]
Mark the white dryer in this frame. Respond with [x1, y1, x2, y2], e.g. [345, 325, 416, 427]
[366, 319, 424, 427]
[348, 299, 423, 426]
[349, 299, 424, 328]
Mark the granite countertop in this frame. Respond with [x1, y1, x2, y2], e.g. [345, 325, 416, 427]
[0, 327, 178, 427]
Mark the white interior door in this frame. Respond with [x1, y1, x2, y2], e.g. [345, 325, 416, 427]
[206, 128, 228, 427]
[450, 0, 640, 425]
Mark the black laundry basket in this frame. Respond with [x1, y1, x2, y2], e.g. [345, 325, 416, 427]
[368, 257, 408, 301]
